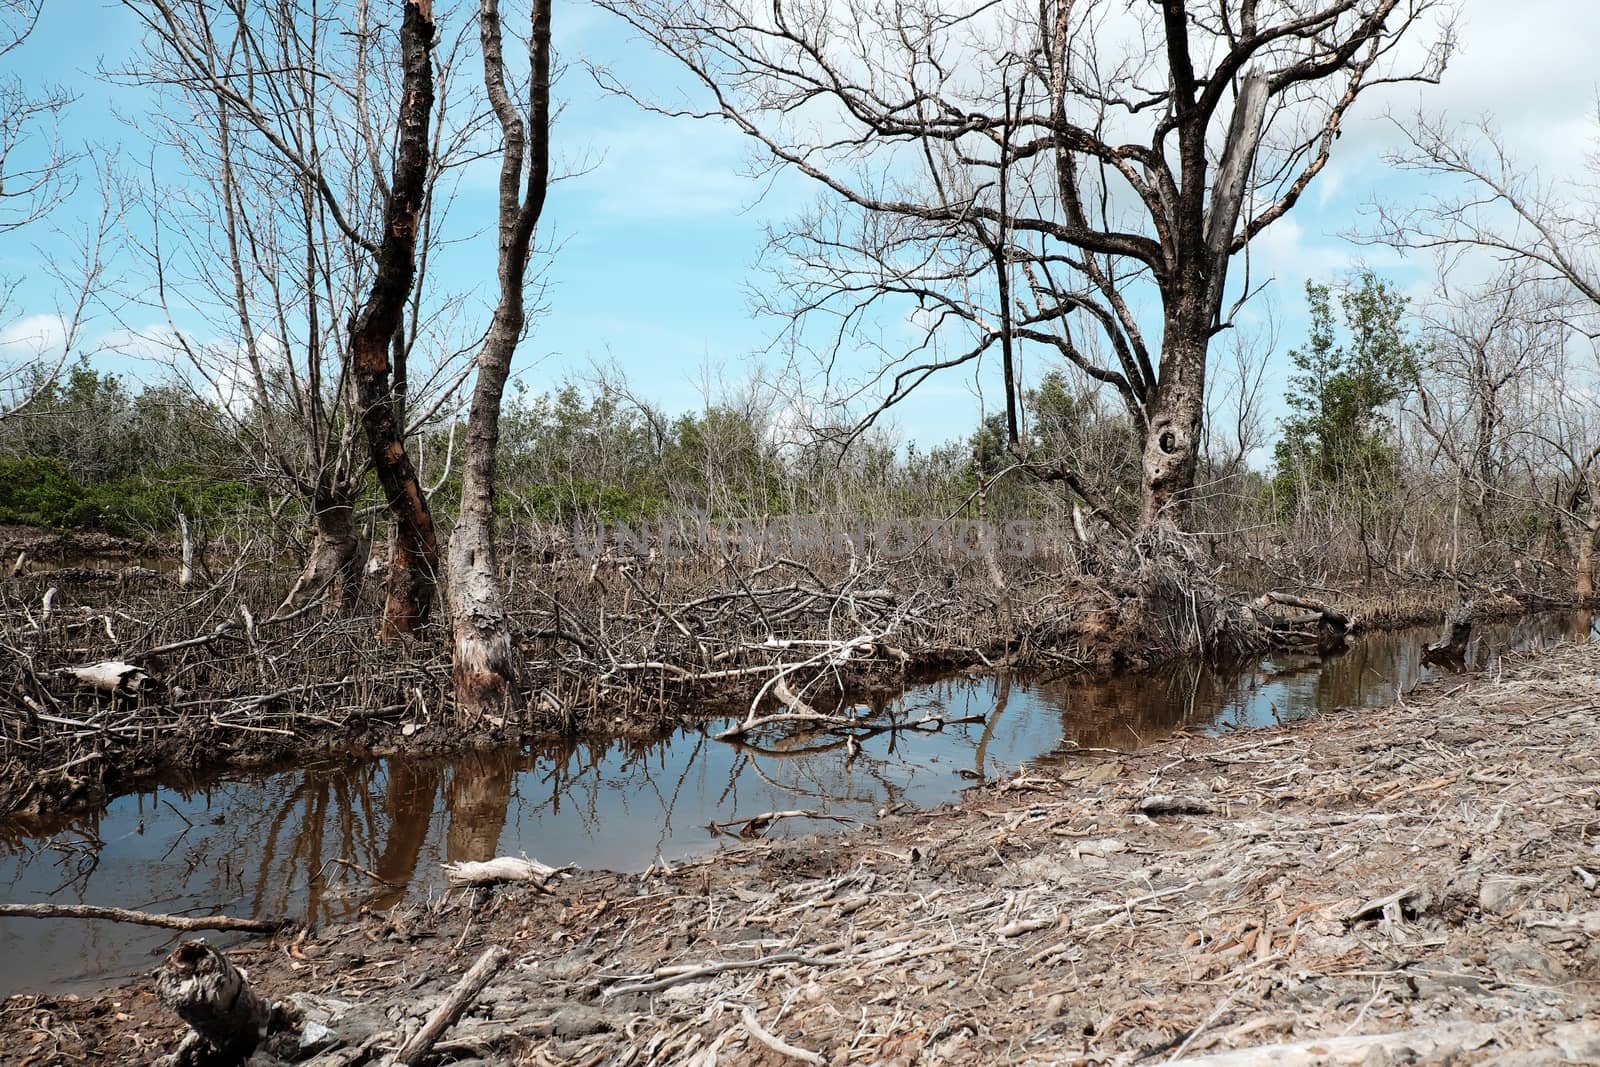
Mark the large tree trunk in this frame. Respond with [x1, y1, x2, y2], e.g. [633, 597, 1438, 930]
[1138, 311, 1209, 529]
[278, 493, 364, 616]
[349, 0, 439, 640]
[446, 438, 519, 715]
[1577, 509, 1599, 605]
[1137, 72, 1266, 532]
[447, 306, 521, 716]
[445, 0, 550, 723]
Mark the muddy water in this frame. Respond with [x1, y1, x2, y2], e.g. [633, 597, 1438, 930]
[2, 611, 1595, 996]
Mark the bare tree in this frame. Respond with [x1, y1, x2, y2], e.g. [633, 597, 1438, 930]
[1409, 268, 1550, 543]
[1373, 115, 1600, 597]
[0, 1, 75, 238]
[349, 0, 443, 637]
[119, 0, 469, 626]
[597, 0, 1450, 530]
[446, 0, 551, 721]
[0, 0, 89, 420]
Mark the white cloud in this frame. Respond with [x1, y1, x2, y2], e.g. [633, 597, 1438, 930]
[0, 314, 70, 360]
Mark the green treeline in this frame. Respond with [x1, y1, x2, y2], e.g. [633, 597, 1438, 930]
[0, 270, 1581, 570]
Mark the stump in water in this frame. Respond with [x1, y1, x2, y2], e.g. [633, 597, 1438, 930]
[153, 940, 269, 1067]
[1423, 601, 1473, 666]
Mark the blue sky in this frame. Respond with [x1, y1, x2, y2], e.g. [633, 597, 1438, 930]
[3, 0, 1597, 453]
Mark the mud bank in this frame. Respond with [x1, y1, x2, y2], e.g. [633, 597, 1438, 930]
[7, 639, 1600, 1065]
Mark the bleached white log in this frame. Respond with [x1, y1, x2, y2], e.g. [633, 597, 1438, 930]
[1164, 1022, 1502, 1065]
[441, 855, 571, 890]
[68, 660, 154, 694]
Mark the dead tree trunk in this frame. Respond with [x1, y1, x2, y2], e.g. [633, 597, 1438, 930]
[349, 0, 439, 640]
[445, 0, 550, 722]
[1138, 72, 1267, 530]
[1139, 318, 1209, 528]
[278, 492, 364, 616]
[177, 511, 194, 589]
[152, 940, 270, 1067]
[1251, 591, 1351, 651]
[1575, 509, 1598, 605]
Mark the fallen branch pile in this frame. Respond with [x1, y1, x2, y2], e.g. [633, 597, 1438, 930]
[1, 528, 1575, 818]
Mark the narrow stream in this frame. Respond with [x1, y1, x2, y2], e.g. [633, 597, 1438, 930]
[2, 611, 1595, 996]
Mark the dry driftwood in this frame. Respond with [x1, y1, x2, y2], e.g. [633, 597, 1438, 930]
[0, 902, 287, 933]
[66, 660, 156, 695]
[1164, 1021, 1505, 1065]
[441, 855, 571, 891]
[382, 945, 510, 1067]
[739, 1004, 825, 1065]
[1250, 592, 1351, 648]
[153, 939, 270, 1067]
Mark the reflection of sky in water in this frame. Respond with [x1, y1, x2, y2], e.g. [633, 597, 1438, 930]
[3, 612, 1594, 995]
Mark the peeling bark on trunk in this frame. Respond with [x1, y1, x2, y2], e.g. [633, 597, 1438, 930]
[349, 0, 439, 640]
[445, 0, 550, 722]
[278, 495, 363, 616]
[152, 939, 269, 1067]
[1576, 511, 1598, 605]
[1139, 311, 1208, 528]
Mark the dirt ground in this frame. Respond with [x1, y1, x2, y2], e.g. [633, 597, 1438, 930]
[6, 639, 1600, 1066]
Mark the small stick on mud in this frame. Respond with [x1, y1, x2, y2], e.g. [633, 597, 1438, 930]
[382, 945, 510, 1067]
[0, 902, 288, 933]
[707, 809, 855, 838]
[604, 947, 844, 999]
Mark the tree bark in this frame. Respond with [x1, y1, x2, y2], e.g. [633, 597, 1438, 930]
[1138, 64, 1267, 532]
[349, 0, 439, 640]
[278, 493, 364, 616]
[445, 0, 550, 721]
[1576, 510, 1598, 605]
[152, 940, 270, 1067]
[1139, 309, 1209, 529]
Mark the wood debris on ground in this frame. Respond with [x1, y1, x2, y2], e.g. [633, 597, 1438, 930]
[6, 640, 1600, 1066]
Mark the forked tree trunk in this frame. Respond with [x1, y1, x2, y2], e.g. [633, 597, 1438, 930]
[445, 0, 550, 722]
[349, 0, 439, 640]
[1138, 72, 1266, 532]
[277, 493, 364, 616]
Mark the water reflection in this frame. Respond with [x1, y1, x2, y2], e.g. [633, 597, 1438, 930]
[2, 611, 1594, 995]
